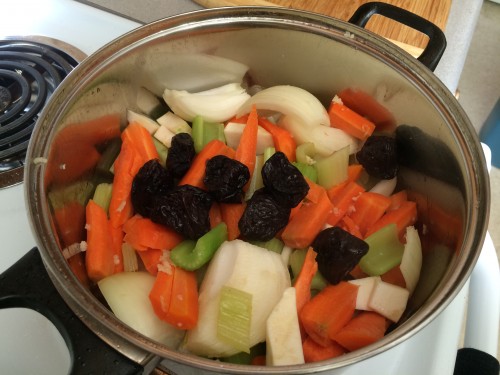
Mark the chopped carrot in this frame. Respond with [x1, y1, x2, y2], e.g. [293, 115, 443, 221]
[348, 192, 392, 237]
[149, 266, 199, 330]
[328, 102, 376, 141]
[347, 164, 364, 183]
[109, 223, 124, 274]
[220, 203, 246, 241]
[123, 215, 183, 251]
[365, 200, 417, 240]
[235, 105, 259, 179]
[179, 139, 235, 189]
[121, 122, 159, 164]
[250, 355, 266, 366]
[338, 88, 396, 132]
[53, 201, 86, 247]
[109, 140, 136, 228]
[305, 177, 326, 204]
[85, 200, 116, 282]
[303, 335, 345, 363]
[299, 282, 358, 347]
[333, 311, 388, 351]
[67, 253, 90, 288]
[258, 117, 297, 162]
[380, 265, 406, 289]
[281, 189, 332, 249]
[338, 215, 363, 239]
[226, 113, 249, 125]
[137, 248, 163, 276]
[326, 181, 365, 227]
[388, 190, 408, 211]
[293, 247, 318, 315]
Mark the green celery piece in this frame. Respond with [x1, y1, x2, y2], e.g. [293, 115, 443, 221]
[263, 147, 275, 162]
[244, 154, 264, 201]
[170, 222, 228, 271]
[249, 238, 284, 254]
[191, 115, 205, 153]
[359, 223, 405, 276]
[93, 183, 113, 214]
[288, 249, 327, 292]
[153, 138, 168, 166]
[295, 142, 316, 165]
[48, 180, 95, 211]
[315, 146, 349, 189]
[292, 161, 318, 183]
[217, 286, 252, 354]
[96, 138, 122, 177]
[191, 115, 225, 153]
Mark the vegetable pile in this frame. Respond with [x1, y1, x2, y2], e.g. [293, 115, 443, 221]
[50, 67, 435, 367]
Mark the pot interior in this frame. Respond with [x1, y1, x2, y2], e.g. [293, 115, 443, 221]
[25, 7, 489, 373]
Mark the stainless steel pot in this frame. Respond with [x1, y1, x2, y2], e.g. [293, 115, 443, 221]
[6, 3, 490, 374]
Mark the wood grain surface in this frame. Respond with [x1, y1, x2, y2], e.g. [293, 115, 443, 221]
[193, 0, 451, 51]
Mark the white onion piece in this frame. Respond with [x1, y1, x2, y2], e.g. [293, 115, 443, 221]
[279, 115, 358, 156]
[369, 177, 398, 196]
[236, 85, 330, 128]
[98, 272, 185, 348]
[400, 226, 423, 294]
[163, 83, 250, 123]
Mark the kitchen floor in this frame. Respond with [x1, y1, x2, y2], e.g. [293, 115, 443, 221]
[458, 0, 500, 362]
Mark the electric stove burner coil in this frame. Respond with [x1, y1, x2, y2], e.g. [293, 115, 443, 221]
[0, 37, 86, 188]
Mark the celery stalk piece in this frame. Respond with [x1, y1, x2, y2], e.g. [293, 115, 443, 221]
[249, 237, 284, 254]
[244, 154, 264, 201]
[121, 243, 139, 272]
[359, 223, 405, 276]
[315, 145, 350, 189]
[289, 249, 327, 292]
[153, 138, 168, 166]
[48, 180, 95, 210]
[292, 161, 318, 183]
[191, 115, 205, 153]
[170, 223, 228, 271]
[295, 142, 316, 165]
[191, 115, 226, 153]
[217, 286, 253, 353]
[93, 183, 113, 214]
[263, 147, 275, 162]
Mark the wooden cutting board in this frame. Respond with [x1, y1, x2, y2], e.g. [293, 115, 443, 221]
[193, 0, 451, 56]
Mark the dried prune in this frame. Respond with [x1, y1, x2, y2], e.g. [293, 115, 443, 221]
[238, 188, 291, 241]
[356, 135, 398, 179]
[312, 226, 369, 285]
[203, 155, 250, 203]
[261, 151, 309, 208]
[131, 159, 174, 217]
[151, 185, 213, 240]
[166, 133, 196, 179]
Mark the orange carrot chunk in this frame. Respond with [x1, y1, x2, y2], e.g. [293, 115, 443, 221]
[348, 192, 392, 237]
[293, 247, 318, 315]
[85, 200, 116, 282]
[121, 121, 159, 164]
[328, 102, 376, 141]
[326, 181, 365, 227]
[149, 266, 199, 330]
[179, 139, 235, 189]
[123, 214, 183, 251]
[235, 105, 259, 179]
[282, 189, 332, 249]
[258, 117, 297, 162]
[365, 200, 417, 240]
[333, 311, 388, 352]
[137, 248, 163, 276]
[299, 281, 358, 347]
[220, 202, 246, 241]
[303, 335, 346, 363]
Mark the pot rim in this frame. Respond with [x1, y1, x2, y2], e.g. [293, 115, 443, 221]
[24, 6, 489, 373]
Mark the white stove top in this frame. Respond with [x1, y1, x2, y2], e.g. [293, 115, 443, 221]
[0, 1, 498, 374]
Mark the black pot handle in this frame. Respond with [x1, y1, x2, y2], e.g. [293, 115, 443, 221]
[348, 1, 447, 71]
[0, 248, 143, 375]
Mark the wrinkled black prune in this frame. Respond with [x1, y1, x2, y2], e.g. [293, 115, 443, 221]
[312, 226, 369, 285]
[151, 185, 213, 240]
[356, 135, 398, 179]
[203, 155, 250, 203]
[166, 133, 196, 179]
[131, 159, 174, 217]
[238, 188, 291, 241]
[261, 151, 309, 208]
